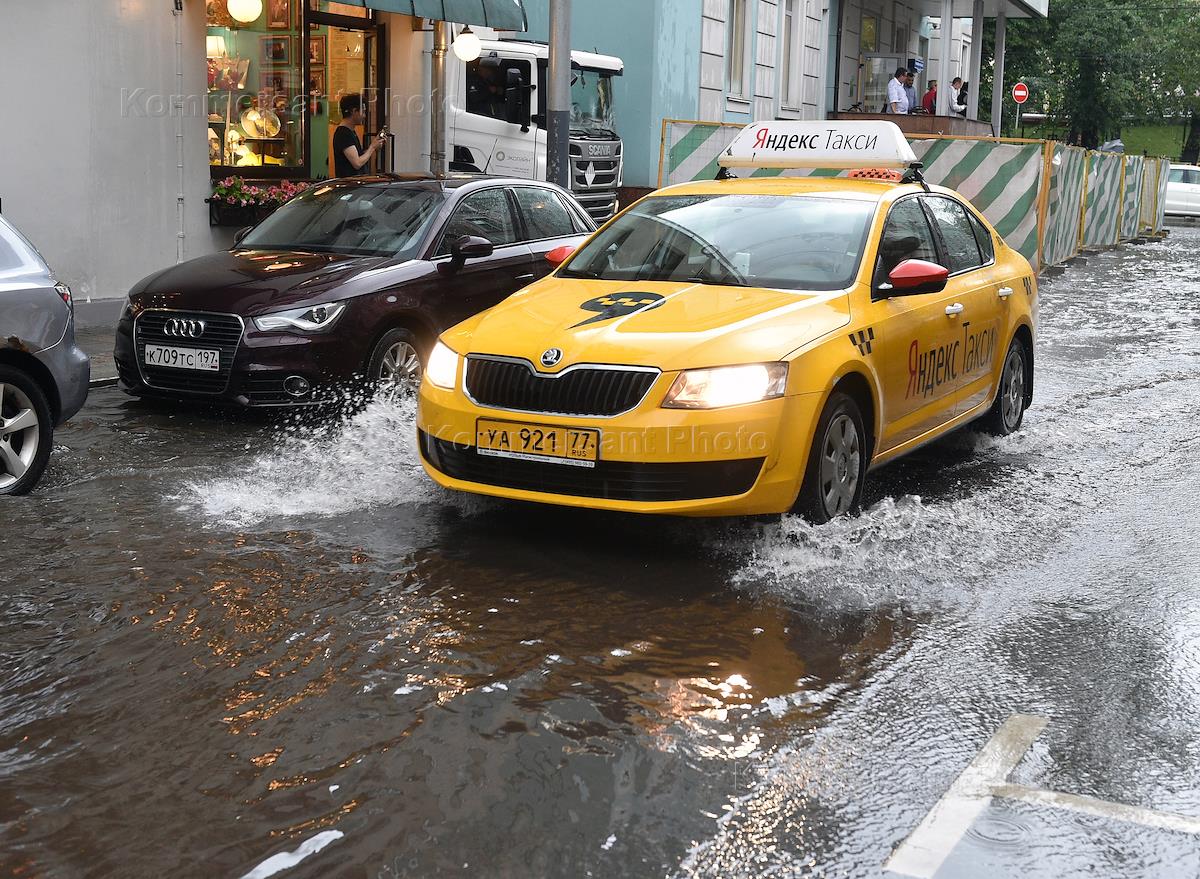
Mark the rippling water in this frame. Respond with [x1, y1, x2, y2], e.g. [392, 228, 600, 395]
[2, 231, 1199, 878]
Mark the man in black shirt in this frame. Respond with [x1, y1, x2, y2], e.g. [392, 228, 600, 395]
[333, 93, 385, 178]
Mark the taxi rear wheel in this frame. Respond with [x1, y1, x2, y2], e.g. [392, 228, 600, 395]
[794, 392, 867, 524]
[982, 340, 1028, 436]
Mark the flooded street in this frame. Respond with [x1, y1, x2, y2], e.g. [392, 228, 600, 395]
[3, 229, 1200, 878]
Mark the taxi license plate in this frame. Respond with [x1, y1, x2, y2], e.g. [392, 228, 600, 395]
[476, 419, 599, 468]
[143, 344, 221, 371]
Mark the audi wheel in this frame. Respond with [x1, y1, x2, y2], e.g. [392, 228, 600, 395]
[367, 328, 425, 391]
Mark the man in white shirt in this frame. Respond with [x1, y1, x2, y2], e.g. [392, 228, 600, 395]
[887, 68, 910, 114]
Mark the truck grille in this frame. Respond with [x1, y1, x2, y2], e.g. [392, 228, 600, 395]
[421, 431, 764, 503]
[464, 357, 658, 417]
[570, 139, 622, 222]
[135, 310, 243, 394]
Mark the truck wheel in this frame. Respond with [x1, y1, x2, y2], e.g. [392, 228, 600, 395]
[981, 340, 1028, 436]
[793, 391, 867, 524]
[0, 365, 54, 496]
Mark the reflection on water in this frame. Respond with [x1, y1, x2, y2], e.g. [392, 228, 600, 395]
[2, 232, 1200, 877]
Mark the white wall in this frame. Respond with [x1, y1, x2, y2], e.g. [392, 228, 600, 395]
[0, 0, 226, 302]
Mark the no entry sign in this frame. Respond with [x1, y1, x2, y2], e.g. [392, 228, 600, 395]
[1012, 82, 1030, 104]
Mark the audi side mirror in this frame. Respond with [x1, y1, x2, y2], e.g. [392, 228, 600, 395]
[879, 258, 950, 297]
[545, 245, 575, 268]
[233, 226, 254, 247]
[443, 235, 494, 273]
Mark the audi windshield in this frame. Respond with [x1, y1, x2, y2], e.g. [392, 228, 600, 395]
[239, 184, 446, 258]
[558, 194, 874, 291]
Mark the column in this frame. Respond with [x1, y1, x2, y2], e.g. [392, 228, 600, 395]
[940, 0, 954, 115]
[967, 0, 984, 119]
[990, 5, 1007, 135]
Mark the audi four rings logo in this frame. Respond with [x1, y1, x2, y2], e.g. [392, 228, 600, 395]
[540, 348, 564, 368]
[163, 318, 206, 338]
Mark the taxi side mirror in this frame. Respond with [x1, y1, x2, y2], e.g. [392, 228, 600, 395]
[545, 245, 575, 268]
[879, 259, 950, 297]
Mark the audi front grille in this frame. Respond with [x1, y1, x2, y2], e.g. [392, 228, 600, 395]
[134, 309, 244, 394]
[464, 357, 658, 418]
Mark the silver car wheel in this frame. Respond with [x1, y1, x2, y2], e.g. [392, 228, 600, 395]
[1001, 346, 1026, 432]
[378, 341, 422, 385]
[819, 412, 861, 518]
[0, 382, 41, 491]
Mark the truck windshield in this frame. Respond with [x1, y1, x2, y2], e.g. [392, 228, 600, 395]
[239, 184, 446, 258]
[558, 194, 874, 291]
[571, 69, 616, 136]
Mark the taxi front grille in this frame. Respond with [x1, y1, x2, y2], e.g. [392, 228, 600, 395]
[420, 431, 764, 503]
[464, 357, 658, 417]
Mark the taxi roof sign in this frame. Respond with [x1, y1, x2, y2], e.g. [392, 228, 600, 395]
[718, 121, 917, 171]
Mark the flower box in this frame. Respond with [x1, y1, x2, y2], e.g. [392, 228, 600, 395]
[207, 178, 311, 227]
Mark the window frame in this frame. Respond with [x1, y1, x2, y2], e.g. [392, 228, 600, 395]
[920, 195, 995, 277]
[725, 0, 749, 99]
[779, 0, 799, 109]
[872, 193, 942, 293]
[432, 186, 523, 258]
[511, 186, 593, 242]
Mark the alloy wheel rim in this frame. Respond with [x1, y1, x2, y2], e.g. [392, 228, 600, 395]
[378, 341, 422, 386]
[819, 412, 861, 518]
[1001, 348, 1025, 431]
[0, 382, 40, 490]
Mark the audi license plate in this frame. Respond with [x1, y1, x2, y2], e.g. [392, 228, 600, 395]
[143, 344, 220, 371]
[476, 419, 599, 468]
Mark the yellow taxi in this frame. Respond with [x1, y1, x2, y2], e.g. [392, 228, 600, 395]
[416, 121, 1037, 521]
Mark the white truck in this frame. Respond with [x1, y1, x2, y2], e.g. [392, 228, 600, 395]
[438, 38, 625, 223]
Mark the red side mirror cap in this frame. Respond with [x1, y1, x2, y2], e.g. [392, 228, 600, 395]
[889, 258, 949, 291]
[545, 245, 575, 268]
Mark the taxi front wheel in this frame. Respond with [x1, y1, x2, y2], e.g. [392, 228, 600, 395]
[981, 340, 1028, 436]
[794, 392, 867, 524]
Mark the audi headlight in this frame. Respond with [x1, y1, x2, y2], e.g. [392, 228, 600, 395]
[253, 301, 347, 333]
[425, 340, 460, 390]
[662, 363, 788, 409]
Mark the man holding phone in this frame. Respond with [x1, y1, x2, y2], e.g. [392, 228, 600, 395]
[333, 93, 386, 178]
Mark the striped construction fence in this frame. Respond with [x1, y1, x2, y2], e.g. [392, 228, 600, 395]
[1042, 144, 1088, 269]
[1121, 155, 1145, 241]
[1082, 151, 1124, 248]
[658, 119, 1171, 273]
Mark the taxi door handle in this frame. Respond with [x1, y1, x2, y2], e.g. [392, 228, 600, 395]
[998, 286, 1015, 299]
[945, 303, 965, 316]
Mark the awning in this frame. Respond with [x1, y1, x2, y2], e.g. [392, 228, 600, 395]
[335, 0, 527, 30]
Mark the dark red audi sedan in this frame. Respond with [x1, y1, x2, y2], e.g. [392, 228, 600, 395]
[113, 175, 594, 406]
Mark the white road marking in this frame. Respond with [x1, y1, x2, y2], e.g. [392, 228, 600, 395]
[885, 714, 1046, 878]
[887, 714, 1200, 878]
[994, 783, 1200, 836]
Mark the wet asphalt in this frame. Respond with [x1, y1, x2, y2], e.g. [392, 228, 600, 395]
[2, 228, 1199, 878]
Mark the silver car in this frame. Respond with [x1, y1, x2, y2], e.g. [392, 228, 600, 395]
[1165, 164, 1200, 217]
[0, 215, 90, 494]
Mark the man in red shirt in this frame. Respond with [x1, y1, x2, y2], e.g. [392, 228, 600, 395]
[921, 80, 938, 115]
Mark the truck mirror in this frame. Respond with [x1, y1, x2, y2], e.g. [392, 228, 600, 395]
[505, 68, 531, 132]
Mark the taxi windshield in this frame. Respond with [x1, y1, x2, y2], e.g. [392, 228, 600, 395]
[559, 193, 874, 290]
[239, 184, 446, 258]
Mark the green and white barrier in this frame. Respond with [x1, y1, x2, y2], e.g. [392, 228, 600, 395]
[1121, 155, 1145, 241]
[1042, 144, 1087, 268]
[1082, 152, 1124, 248]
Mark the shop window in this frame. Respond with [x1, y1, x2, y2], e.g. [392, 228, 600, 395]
[207, 0, 306, 174]
[465, 59, 532, 122]
[861, 15, 878, 53]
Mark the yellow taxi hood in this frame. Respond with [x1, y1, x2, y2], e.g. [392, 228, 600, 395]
[440, 277, 852, 371]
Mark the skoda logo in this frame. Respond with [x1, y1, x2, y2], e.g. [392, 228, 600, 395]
[163, 318, 206, 338]
[540, 348, 564, 368]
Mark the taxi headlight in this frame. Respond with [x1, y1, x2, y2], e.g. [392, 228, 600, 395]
[662, 363, 788, 410]
[253, 300, 346, 333]
[425, 340, 460, 390]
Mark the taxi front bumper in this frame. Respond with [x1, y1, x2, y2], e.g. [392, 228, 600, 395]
[416, 381, 823, 517]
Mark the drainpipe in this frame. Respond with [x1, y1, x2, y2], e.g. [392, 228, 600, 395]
[547, 0, 571, 189]
[172, 0, 186, 263]
[430, 20, 449, 177]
